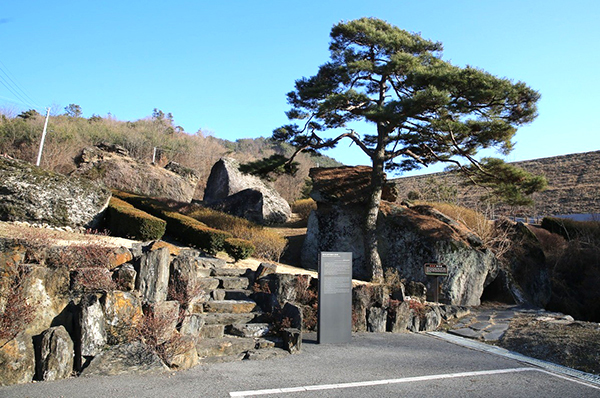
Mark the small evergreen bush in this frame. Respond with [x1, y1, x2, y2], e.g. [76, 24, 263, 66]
[224, 238, 255, 262]
[107, 197, 166, 240]
[160, 210, 232, 255]
[113, 191, 232, 255]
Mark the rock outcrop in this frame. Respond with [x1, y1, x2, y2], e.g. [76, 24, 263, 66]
[302, 166, 499, 306]
[203, 158, 291, 225]
[80, 341, 168, 377]
[72, 143, 199, 202]
[0, 237, 292, 385]
[0, 157, 110, 228]
[482, 220, 551, 308]
[0, 332, 35, 386]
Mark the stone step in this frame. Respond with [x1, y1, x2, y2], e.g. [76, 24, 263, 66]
[199, 324, 225, 339]
[204, 300, 257, 314]
[199, 312, 261, 325]
[211, 289, 253, 301]
[195, 337, 257, 359]
[226, 323, 271, 338]
[217, 276, 250, 290]
[211, 268, 250, 277]
[196, 277, 220, 291]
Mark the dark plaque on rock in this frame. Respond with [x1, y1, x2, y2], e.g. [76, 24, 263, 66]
[424, 263, 448, 276]
[318, 252, 352, 344]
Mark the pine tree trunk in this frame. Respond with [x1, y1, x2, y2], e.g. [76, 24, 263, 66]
[364, 158, 385, 283]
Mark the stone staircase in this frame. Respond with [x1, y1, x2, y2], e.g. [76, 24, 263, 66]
[193, 266, 287, 362]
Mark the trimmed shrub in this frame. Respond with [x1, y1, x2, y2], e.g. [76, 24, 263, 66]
[113, 190, 232, 254]
[224, 238, 255, 262]
[107, 197, 166, 241]
[176, 205, 286, 261]
[113, 190, 284, 259]
[160, 211, 232, 255]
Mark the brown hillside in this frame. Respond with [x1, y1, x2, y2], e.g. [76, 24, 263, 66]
[391, 150, 600, 219]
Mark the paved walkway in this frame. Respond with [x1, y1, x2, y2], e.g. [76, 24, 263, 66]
[448, 305, 518, 341]
[447, 305, 576, 343]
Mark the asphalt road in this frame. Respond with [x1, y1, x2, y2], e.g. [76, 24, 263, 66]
[2, 333, 599, 398]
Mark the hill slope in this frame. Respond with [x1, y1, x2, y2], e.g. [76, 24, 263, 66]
[391, 150, 600, 219]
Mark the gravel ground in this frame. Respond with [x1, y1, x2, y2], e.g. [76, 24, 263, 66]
[497, 312, 600, 375]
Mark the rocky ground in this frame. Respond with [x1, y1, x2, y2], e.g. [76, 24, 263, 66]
[498, 311, 600, 375]
[2, 221, 599, 377]
[446, 302, 600, 375]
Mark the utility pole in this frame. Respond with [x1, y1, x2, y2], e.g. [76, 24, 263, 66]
[36, 107, 51, 167]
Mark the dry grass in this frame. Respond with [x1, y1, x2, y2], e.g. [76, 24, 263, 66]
[425, 202, 493, 241]
[0, 221, 136, 249]
[181, 206, 286, 262]
[291, 199, 317, 226]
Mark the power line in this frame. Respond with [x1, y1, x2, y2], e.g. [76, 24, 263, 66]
[0, 59, 42, 108]
[0, 75, 37, 110]
[0, 59, 42, 111]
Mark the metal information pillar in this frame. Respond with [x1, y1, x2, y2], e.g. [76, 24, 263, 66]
[318, 252, 352, 344]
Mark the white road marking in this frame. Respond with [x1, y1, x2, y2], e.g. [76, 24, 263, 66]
[229, 367, 600, 397]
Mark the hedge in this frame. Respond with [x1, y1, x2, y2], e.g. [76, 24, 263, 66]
[224, 238, 255, 262]
[107, 197, 166, 241]
[159, 210, 232, 255]
[541, 217, 600, 241]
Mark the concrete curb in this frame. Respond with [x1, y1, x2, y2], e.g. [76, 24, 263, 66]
[427, 331, 600, 387]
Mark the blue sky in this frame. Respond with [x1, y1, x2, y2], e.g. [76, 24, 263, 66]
[1, 1, 599, 175]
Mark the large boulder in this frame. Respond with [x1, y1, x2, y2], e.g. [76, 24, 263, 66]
[72, 143, 199, 202]
[80, 341, 168, 377]
[136, 247, 170, 304]
[203, 158, 291, 225]
[0, 332, 35, 386]
[102, 291, 144, 345]
[482, 219, 551, 308]
[303, 166, 498, 306]
[0, 157, 110, 228]
[37, 326, 74, 381]
[78, 294, 107, 360]
[22, 265, 70, 336]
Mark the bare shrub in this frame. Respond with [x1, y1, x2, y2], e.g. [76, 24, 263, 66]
[0, 265, 35, 346]
[130, 305, 183, 365]
[529, 226, 568, 269]
[47, 244, 114, 270]
[47, 244, 117, 292]
[294, 275, 317, 305]
[70, 268, 116, 292]
[252, 281, 272, 294]
[407, 299, 427, 320]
